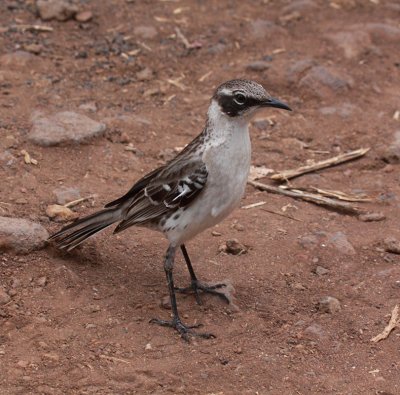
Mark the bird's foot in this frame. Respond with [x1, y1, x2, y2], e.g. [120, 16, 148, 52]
[175, 280, 229, 305]
[150, 317, 215, 341]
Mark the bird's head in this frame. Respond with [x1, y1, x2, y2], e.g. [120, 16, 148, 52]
[212, 79, 291, 120]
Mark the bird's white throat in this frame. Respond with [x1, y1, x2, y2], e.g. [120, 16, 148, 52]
[206, 99, 250, 144]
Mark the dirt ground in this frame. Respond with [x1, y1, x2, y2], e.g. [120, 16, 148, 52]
[1, 0, 400, 394]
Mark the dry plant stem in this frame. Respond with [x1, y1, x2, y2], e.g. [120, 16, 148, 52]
[248, 180, 360, 214]
[99, 355, 131, 364]
[241, 201, 266, 209]
[261, 208, 301, 222]
[175, 27, 191, 49]
[64, 196, 96, 208]
[370, 305, 400, 343]
[271, 148, 370, 181]
[301, 187, 372, 203]
[13, 24, 54, 32]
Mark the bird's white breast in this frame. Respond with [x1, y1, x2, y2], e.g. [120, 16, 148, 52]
[165, 103, 252, 245]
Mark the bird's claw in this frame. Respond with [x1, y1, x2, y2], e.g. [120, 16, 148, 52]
[150, 317, 215, 341]
[175, 281, 229, 305]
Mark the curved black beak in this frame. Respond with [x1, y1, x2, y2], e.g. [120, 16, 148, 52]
[262, 97, 292, 111]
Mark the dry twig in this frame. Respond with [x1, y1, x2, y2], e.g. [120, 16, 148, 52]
[300, 187, 372, 203]
[198, 71, 212, 82]
[100, 355, 131, 364]
[261, 208, 301, 222]
[64, 195, 96, 208]
[166, 77, 186, 90]
[175, 27, 202, 50]
[241, 201, 266, 209]
[11, 24, 53, 32]
[248, 180, 360, 214]
[271, 148, 370, 181]
[371, 305, 400, 343]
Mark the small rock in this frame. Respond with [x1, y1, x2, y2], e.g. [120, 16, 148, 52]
[327, 231, 355, 255]
[319, 103, 356, 118]
[248, 19, 287, 40]
[145, 343, 152, 350]
[253, 119, 269, 130]
[38, 341, 48, 349]
[246, 61, 269, 72]
[143, 87, 161, 98]
[11, 278, 21, 288]
[0, 288, 11, 306]
[220, 239, 247, 255]
[37, 277, 47, 287]
[36, 0, 78, 21]
[313, 265, 329, 276]
[136, 67, 153, 81]
[46, 204, 78, 222]
[298, 234, 318, 249]
[380, 131, 400, 164]
[78, 102, 97, 112]
[85, 323, 97, 329]
[208, 43, 227, 55]
[43, 352, 60, 362]
[327, 30, 372, 59]
[75, 50, 87, 59]
[119, 132, 130, 144]
[15, 198, 28, 205]
[0, 217, 49, 254]
[134, 25, 158, 39]
[303, 323, 326, 340]
[299, 66, 353, 97]
[287, 59, 316, 84]
[24, 44, 43, 55]
[0, 151, 17, 169]
[29, 111, 106, 146]
[0, 135, 18, 150]
[17, 360, 29, 368]
[358, 212, 386, 222]
[0, 51, 35, 69]
[384, 237, 400, 255]
[84, 304, 101, 313]
[52, 186, 81, 205]
[282, 0, 317, 13]
[75, 10, 93, 22]
[232, 223, 245, 231]
[279, 11, 302, 24]
[291, 282, 306, 291]
[364, 23, 400, 42]
[318, 296, 341, 314]
[161, 295, 171, 310]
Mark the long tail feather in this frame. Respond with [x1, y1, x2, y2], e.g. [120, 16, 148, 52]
[49, 207, 122, 251]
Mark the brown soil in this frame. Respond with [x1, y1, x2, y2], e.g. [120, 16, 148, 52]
[1, 1, 400, 394]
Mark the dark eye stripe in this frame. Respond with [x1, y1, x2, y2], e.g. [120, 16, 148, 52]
[218, 94, 261, 117]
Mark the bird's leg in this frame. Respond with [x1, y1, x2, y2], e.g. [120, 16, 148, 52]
[150, 245, 215, 340]
[175, 244, 229, 305]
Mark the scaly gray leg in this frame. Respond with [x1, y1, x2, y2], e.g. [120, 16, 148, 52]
[175, 244, 229, 305]
[150, 245, 215, 341]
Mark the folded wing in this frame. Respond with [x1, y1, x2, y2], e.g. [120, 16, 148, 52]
[113, 158, 208, 233]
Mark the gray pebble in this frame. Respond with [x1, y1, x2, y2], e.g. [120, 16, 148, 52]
[318, 296, 341, 314]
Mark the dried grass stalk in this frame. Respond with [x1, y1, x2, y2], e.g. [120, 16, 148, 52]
[271, 148, 370, 181]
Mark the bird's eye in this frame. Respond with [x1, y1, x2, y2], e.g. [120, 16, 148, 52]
[234, 93, 246, 105]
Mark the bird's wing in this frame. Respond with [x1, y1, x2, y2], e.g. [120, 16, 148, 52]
[104, 166, 164, 208]
[105, 131, 205, 209]
[113, 157, 208, 233]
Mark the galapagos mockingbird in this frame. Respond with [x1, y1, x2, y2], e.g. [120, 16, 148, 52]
[49, 79, 291, 340]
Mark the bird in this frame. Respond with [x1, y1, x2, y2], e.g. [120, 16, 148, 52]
[49, 79, 291, 340]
